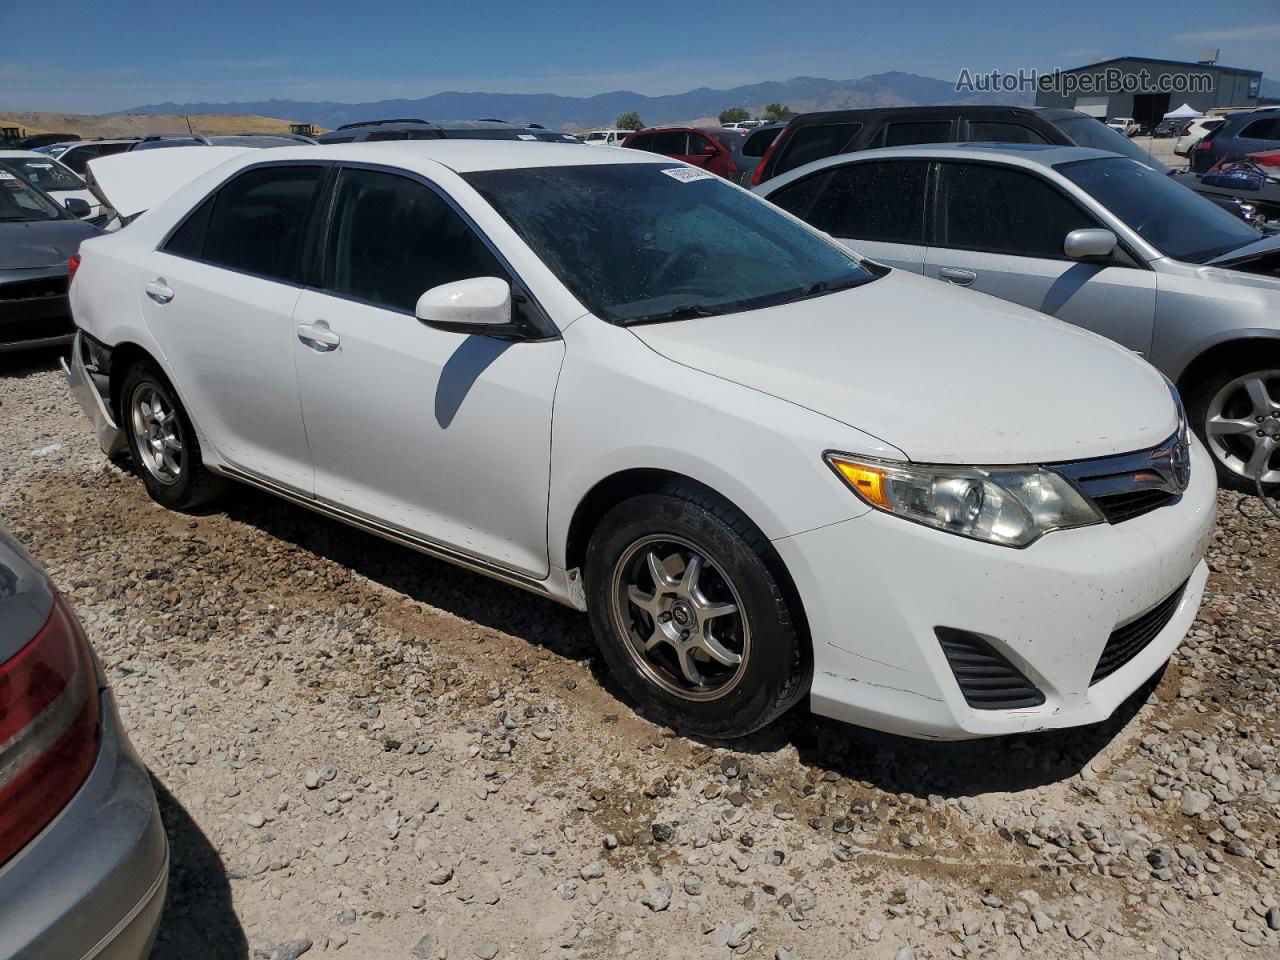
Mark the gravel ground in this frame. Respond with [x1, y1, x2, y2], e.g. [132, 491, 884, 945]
[1, 350, 1277, 960]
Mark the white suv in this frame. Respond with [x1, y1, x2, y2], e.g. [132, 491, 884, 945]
[65, 141, 1214, 740]
[581, 129, 630, 146]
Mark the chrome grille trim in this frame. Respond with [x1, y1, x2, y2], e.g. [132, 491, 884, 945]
[1050, 431, 1190, 524]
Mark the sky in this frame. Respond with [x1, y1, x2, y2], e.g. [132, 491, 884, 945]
[2, 0, 1279, 113]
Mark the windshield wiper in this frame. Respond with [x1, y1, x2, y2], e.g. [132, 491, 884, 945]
[793, 275, 867, 300]
[619, 303, 721, 326]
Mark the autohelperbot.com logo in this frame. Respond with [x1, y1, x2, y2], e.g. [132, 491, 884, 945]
[955, 68, 1215, 96]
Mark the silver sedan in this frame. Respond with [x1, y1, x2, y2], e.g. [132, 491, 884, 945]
[0, 528, 167, 959]
[757, 142, 1280, 490]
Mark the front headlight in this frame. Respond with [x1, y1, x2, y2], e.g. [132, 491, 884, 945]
[826, 454, 1102, 548]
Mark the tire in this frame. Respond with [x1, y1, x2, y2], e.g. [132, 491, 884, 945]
[583, 481, 810, 738]
[120, 361, 225, 510]
[1186, 365, 1280, 493]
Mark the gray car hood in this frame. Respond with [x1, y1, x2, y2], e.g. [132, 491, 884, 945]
[0, 219, 101, 271]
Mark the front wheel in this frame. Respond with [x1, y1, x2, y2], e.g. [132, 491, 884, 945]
[1188, 367, 1280, 492]
[120, 362, 224, 510]
[584, 482, 809, 738]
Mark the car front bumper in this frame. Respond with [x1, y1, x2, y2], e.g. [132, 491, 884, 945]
[62, 331, 126, 458]
[776, 438, 1217, 740]
[0, 688, 168, 960]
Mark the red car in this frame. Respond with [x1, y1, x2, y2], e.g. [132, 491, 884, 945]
[621, 126, 745, 180]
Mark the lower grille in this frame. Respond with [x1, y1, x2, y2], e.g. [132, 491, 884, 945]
[1091, 581, 1187, 684]
[936, 628, 1045, 710]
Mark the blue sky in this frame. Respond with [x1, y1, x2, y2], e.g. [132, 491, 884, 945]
[3, 0, 1278, 112]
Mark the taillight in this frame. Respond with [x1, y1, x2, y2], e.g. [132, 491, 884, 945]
[751, 129, 785, 187]
[0, 596, 101, 866]
[1196, 138, 1213, 151]
[67, 254, 81, 287]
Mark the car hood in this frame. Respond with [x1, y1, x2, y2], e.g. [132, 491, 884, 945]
[629, 270, 1175, 464]
[87, 146, 253, 219]
[0, 218, 101, 271]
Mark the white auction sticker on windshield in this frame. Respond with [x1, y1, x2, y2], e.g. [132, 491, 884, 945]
[0, 171, 16, 180]
[517, 134, 536, 141]
[661, 166, 714, 183]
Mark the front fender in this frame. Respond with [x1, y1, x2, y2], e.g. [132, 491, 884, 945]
[548, 318, 896, 570]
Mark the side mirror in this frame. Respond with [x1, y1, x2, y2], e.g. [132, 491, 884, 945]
[63, 197, 91, 218]
[1063, 228, 1118, 260]
[415, 277, 515, 335]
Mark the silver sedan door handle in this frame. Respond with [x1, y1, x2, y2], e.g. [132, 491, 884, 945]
[296, 322, 341, 352]
[939, 268, 977, 286]
[144, 279, 174, 304]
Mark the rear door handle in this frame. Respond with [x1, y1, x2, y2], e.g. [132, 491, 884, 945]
[144, 279, 174, 304]
[939, 268, 977, 286]
[296, 322, 341, 352]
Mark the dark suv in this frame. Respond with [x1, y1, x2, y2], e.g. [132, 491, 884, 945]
[750, 106, 1167, 185]
[317, 118, 578, 145]
[1188, 107, 1280, 173]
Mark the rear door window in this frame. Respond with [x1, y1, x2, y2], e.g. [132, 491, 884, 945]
[880, 121, 952, 148]
[808, 160, 930, 244]
[1239, 118, 1280, 141]
[967, 121, 1050, 144]
[935, 162, 1097, 258]
[774, 122, 862, 176]
[324, 167, 507, 314]
[168, 165, 327, 283]
[742, 127, 780, 158]
[626, 133, 654, 151]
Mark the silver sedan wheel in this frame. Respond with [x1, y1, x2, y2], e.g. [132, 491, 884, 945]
[130, 383, 183, 485]
[1205, 371, 1280, 485]
[610, 536, 749, 702]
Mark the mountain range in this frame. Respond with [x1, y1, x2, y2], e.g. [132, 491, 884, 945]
[122, 72, 1033, 131]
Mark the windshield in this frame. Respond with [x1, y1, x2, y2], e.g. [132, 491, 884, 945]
[0, 170, 64, 221]
[585, 132, 608, 141]
[464, 163, 877, 324]
[1054, 115, 1169, 173]
[0, 157, 84, 192]
[1056, 156, 1261, 263]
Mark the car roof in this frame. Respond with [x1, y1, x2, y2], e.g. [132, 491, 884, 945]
[221, 140, 672, 174]
[758, 142, 1127, 190]
[784, 105, 1049, 126]
[0, 149, 60, 159]
[64, 139, 140, 148]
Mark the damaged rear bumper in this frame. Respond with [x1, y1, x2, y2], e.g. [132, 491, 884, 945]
[61, 331, 125, 457]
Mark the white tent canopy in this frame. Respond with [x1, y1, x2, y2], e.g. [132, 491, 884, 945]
[1163, 103, 1203, 120]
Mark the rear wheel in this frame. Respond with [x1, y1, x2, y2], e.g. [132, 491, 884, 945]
[121, 362, 224, 510]
[1189, 367, 1280, 491]
[584, 481, 809, 738]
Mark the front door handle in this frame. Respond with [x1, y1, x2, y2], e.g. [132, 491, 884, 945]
[296, 322, 341, 352]
[144, 279, 174, 304]
[939, 267, 977, 286]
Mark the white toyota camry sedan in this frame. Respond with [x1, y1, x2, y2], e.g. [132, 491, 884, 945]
[65, 141, 1216, 740]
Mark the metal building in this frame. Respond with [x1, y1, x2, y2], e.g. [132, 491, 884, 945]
[1035, 56, 1264, 130]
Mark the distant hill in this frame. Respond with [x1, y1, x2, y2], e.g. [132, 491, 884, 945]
[122, 72, 1031, 132]
[0, 111, 320, 141]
